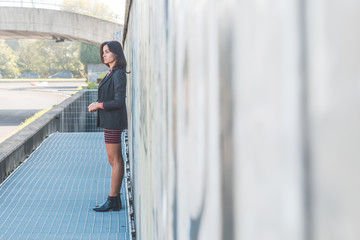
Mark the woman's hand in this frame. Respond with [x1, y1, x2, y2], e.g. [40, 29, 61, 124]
[88, 102, 101, 113]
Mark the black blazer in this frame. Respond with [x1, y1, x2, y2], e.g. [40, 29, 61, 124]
[97, 68, 128, 130]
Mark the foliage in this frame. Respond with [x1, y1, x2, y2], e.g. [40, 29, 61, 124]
[82, 81, 98, 89]
[2, 107, 51, 142]
[18, 108, 51, 131]
[79, 43, 102, 67]
[62, 0, 117, 22]
[97, 72, 107, 80]
[2, 39, 100, 79]
[5, 39, 20, 51]
[16, 40, 44, 76]
[17, 40, 84, 78]
[0, 40, 20, 78]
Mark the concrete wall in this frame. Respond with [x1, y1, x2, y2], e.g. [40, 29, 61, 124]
[123, 0, 360, 239]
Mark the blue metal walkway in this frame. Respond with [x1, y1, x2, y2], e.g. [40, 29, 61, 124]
[0, 132, 127, 240]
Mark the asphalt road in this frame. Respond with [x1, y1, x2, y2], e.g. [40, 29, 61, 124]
[0, 81, 87, 143]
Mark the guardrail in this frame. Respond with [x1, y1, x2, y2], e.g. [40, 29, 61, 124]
[0, 90, 100, 183]
[0, 0, 123, 23]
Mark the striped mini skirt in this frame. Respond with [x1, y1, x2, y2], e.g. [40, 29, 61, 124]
[104, 129, 123, 144]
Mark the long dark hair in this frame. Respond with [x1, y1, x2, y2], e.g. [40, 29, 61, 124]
[100, 41, 127, 70]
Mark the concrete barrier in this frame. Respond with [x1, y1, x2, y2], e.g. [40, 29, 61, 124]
[0, 90, 99, 183]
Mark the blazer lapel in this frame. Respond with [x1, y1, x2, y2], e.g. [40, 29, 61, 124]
[98, 71, 113, 90]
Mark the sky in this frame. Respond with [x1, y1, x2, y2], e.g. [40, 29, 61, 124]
[86, 0, 126, 22]
[103, 0, 126, 17]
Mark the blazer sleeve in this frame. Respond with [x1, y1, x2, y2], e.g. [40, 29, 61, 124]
[103, 70, 126, 111]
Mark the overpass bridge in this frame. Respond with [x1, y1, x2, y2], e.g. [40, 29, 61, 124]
[0, 7, 123, 45]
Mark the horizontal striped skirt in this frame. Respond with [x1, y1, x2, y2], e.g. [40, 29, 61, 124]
[104, 129, 123, 144]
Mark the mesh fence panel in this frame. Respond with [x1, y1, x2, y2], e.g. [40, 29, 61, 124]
[59, 90, 103, 132]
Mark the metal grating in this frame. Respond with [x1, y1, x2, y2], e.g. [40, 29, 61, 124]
[0, 132, 126, 240]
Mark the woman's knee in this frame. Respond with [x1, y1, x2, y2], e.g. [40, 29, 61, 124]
[108, 155, 120, 166]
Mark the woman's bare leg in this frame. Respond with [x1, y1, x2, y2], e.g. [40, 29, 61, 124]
[105, 143, 124, 196]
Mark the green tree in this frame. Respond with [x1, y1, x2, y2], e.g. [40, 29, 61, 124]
[44, 41, 84, 77]
[17, 40, 84, 78]
[79, 43, 102, 66]
[17, 40, 44, 76]
[62, 0, 117, 22]
[0, 40, 20, 78]
[5, 39, 20, 51]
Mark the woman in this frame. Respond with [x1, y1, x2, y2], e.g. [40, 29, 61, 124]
[88, 41, 128, 212]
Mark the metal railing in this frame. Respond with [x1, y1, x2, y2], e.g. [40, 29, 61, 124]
[122, 130, 136, 240]
[0, 0, 124, 23]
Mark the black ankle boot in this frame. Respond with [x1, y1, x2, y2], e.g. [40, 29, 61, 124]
[93, 195, 122, 212]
